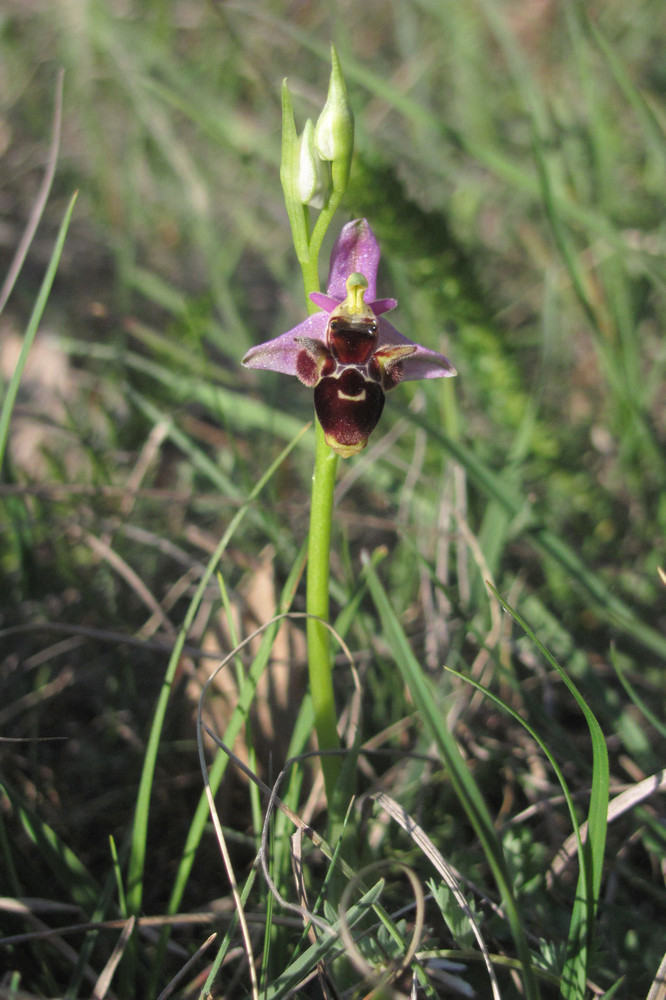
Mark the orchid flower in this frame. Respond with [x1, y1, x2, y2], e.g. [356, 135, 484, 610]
[242, 219, 456, 457]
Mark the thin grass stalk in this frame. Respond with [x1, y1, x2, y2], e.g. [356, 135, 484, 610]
[0, 192, 78, 475]
[0, 71, 64, 316]
[126, 425, 308, 944]
[407, 412, 666, 661]
[363, 557, 540, 1000]
[146, 541, 308, 993]
[491, 592, 609, 999]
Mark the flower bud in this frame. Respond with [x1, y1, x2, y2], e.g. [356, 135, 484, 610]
[298, 119, 329, 209]
[314, 45, 354, 194]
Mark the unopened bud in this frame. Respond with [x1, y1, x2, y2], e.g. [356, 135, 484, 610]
[298, 119, 329, 208]
[314, 45, 354, 193]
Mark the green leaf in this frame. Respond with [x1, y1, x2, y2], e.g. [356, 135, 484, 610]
[489, 589, 609, 1000]
[0, 778, 100, 913]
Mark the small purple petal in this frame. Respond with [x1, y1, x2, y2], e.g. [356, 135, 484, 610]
[370, 297, 398, 315]
[241, 313, 328, 379]
[326, 219, 381, 302]
[376, 317, 456, 382]
[309, 292, 340, 313]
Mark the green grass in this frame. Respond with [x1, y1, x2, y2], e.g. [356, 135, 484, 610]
[1, 2, 665, 997]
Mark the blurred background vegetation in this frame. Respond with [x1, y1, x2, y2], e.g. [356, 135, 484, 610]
[1, 0, 665, 997]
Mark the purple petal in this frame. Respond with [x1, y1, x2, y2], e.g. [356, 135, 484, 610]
[326, 219, 381, 301]
[376, 317, 456, 382]
[241, 313, 328, 378]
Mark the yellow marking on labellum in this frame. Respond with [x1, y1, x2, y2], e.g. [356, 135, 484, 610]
[337, 385, 367, 401]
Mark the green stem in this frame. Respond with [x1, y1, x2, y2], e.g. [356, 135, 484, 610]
[308, 187, 343, 269]
[306, 420, 341, 796]
[298, 240, 344, 804]
[287, 176, 346, 813]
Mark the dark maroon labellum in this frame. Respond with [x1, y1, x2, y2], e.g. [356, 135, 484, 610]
[314, 368, 385, 455]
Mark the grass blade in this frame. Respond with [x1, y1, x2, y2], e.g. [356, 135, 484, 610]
[0, 191, 78, 476]
[490, 588, 609, 999]
[125, 422, 310, 921]
[408, 411, 666, 662]
[363, 555, 540, 1000]
[0, 72, 64, 316]
[0, 778, 100, 913]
